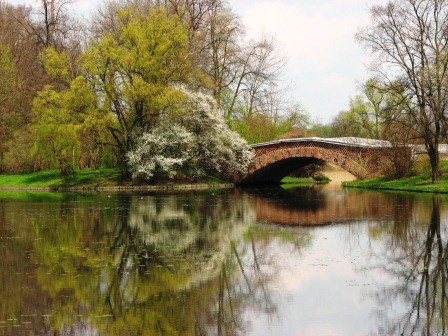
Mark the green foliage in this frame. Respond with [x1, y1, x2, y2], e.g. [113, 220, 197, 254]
[2, 130, 35, 173]
[232, 115, 272, 144]
[307, 123, 334, 137]
[32, 85, 77, 175]
[39, 47, 70, 83]
[83, 7, 192, 171]
[232, 113, 291, 144]
[331, 95, 376, 138]
[231, 103, 312, 144]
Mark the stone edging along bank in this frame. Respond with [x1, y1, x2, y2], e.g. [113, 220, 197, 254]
[0, 183, 235, 192]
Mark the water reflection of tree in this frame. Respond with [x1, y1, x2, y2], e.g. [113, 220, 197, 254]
[0, 191, 311, 335]
[366, 195, 448, 335]
[0, 197, 78, 335]
[196, 225, 311, 335]
[32, 192, 258, 335]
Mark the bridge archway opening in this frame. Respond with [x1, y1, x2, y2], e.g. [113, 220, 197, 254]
[240, 157, 322, 185]
[321, 162, 357, 184]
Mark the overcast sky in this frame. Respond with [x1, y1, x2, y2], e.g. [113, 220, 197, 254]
[13, 0, 383, 123]
[228, 0, 375, 123]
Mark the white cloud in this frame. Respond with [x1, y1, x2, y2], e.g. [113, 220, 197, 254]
[244, 2, 361, 72]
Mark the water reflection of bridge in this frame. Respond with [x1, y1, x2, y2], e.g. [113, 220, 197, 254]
[250, 187, 410, 226]
[254, 197, 350, 226]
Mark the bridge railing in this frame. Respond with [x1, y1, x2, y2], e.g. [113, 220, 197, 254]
[251, 137, 391, 149]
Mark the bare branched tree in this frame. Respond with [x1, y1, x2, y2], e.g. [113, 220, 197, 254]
[357, 0, 448, 183]
[224, 35, 287, 121]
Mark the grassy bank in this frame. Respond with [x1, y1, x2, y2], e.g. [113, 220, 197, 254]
[344, 172, 448, 193]
[280, 176, 314, 190]
[344, 160, 448, 193]
[280, 176, 314, 184]
[0, 168, 124, 188]
[0, 168, 230, 189]
[0, 170, 330, 190]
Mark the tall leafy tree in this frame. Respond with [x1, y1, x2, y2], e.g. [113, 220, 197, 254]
[84, 7, 192, 175]
[0, 2, 44, 173]
[363, 78, 388, 139]
[0, 0, 83, 173]
[94, 1, 297, 140]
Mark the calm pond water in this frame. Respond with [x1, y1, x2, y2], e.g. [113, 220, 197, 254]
[0, 186, 447, 335]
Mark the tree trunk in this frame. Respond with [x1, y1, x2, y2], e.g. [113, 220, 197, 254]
[0, 150, 4, 174]
[427, 144, 440, 183]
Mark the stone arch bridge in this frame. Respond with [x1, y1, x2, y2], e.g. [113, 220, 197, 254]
[239, 137, 391, 184]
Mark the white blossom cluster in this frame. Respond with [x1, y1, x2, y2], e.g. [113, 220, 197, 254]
[127, 125, 193, 179]
[127, 87, 254, 181]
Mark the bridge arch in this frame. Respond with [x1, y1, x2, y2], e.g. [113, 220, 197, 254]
[239, 138, 389, 185]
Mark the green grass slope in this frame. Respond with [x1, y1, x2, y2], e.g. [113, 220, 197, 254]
[344, 164, 448, 193]
[0, 168, 122, 188]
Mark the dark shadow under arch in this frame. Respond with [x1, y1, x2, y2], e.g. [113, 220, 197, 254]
[240, 157, 321, 185]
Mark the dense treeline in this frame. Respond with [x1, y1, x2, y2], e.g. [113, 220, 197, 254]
[0, 0, 305, 180]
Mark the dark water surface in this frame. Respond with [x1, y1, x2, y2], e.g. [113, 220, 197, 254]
[0, 186, 447, 335]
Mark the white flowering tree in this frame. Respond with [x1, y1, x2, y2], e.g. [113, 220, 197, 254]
[127, 87, 254, 181]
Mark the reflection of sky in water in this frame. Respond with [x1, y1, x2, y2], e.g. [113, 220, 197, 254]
[248, 224, 407, 336]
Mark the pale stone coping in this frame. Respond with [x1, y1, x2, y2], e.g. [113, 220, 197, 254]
[413, 144, 448, 154]
[0, 183, 235, 192]
[251, 137, 392, 149]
